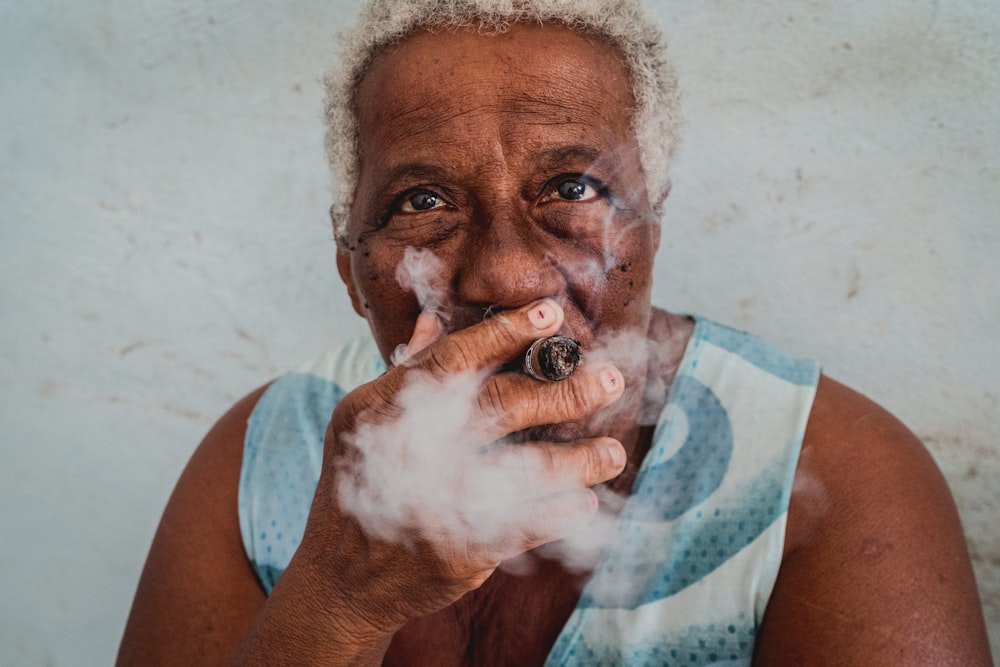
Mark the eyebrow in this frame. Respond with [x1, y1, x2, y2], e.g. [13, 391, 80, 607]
[375, 145, 604, 180]
[369, 162, 453, 194]
[532, 145, 604, 172]
[369, 144, 616, 200]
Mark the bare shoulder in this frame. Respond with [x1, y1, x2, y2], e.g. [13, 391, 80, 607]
[754, 375, 993, 665]
[117, 384, 272, 666]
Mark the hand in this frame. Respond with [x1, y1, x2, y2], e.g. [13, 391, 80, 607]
[299, 298, 627, 636]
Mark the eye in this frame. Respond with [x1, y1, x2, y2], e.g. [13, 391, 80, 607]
[399, 190, 444, 213]
[542, 175, 606, 203]
[556, 179, 594, 201]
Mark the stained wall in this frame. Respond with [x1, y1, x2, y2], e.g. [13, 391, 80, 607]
[1, 1, 996, 663]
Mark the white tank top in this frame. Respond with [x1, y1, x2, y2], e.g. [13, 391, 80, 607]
[239, 318, 820, 665]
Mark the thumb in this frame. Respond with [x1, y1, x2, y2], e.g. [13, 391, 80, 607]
[391, 311, 445, 366]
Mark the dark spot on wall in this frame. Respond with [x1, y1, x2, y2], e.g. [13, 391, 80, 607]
[234, 328, 260, 346]
[159, 402, 211, 422]
[846, 262, 861, 300]
[118, 340, 159, 357]
[37, 380, 60, 398]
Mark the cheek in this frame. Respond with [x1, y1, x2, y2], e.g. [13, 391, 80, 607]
[609, 259, 650, 310]
[350, 245, 421, 351]
[602, 231, 656, 313]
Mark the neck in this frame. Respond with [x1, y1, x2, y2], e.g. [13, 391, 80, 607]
[606, 309, 695, 498]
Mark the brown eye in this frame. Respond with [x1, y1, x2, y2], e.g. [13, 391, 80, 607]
[544, 176, 604, 203]
[399, 191, 442, 212]
[556, 179, 592, 200]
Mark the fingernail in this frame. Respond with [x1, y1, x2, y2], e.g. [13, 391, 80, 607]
[599, 366, 624, 394]
[528, 299, 558, 330]
[605, 442, 626, 469]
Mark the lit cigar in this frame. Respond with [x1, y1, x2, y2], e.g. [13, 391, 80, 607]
[522, 335, 582, 382]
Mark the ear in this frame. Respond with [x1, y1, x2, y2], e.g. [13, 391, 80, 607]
[336, 249, 367, 319]
[652, 178, 671, 210]
[650, 179, 670, 252]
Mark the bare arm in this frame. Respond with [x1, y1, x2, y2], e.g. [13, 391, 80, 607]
[119, 299, 628, 665]
[755, 376, 993, 665]
[116, 379, 407, 665]
[117, 386, 270, 665]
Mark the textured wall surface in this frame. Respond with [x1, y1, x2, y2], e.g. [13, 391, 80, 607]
[1, 1, 996, 663]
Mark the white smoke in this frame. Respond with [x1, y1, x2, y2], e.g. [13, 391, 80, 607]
[336, 243, 666, 577]
[335, 363, 625, 572]
[395, 246, 450, 320]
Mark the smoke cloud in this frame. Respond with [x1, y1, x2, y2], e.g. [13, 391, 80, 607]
[395, 246, 450, 320]
[337, 239, 666, 577]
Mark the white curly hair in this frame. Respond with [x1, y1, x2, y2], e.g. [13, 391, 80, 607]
[324, 0, 681, 247]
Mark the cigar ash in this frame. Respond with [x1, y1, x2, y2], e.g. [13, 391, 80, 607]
[523, 335, 582, 382]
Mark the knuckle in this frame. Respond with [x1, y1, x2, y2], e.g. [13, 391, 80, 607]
[332, 378, 400, 428]
[521, 492, 591, 547]
[536, 446, 562, 479]
[474, 311, 533, 361]
[418, 334, 484, 379]
[582, 441, 606, 479]
[424, 346, 458, 379]
[476, 378, 509, 421]
[521, 513, 549, 547]
[491, 315, 526, 349]
[476, 380, 524, 439]
[551, 378, 598, 422]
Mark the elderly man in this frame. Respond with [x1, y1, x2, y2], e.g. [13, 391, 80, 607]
[118, 0, 992, 665]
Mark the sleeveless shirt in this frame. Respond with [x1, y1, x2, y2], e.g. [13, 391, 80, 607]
[239, 318, 820, 665]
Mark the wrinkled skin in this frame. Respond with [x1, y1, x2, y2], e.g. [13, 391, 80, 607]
[116, 20, 993, 667]
[338, 23, 671, 451]
[317, 22, 688, 651]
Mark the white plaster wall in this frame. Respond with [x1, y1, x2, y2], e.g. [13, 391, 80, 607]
[0, 1, 996, 663]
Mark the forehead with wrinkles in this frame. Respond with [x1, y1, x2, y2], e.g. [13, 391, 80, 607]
[353, 23, 636, 180]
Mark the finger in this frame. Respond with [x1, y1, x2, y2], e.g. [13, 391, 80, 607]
[487, 437, 626, 494]
[392, 310, 446, 366]
[494, 488, 600, 559]
[476, 363, 625, 440]
[418, 298, 564, 377]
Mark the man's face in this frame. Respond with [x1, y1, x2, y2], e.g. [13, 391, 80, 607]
[339, 22, 661, 369]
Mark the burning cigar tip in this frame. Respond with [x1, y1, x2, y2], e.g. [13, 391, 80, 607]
[522, 335, 582, 382]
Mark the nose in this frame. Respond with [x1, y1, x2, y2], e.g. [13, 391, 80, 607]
[454, 209, 566, 311]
